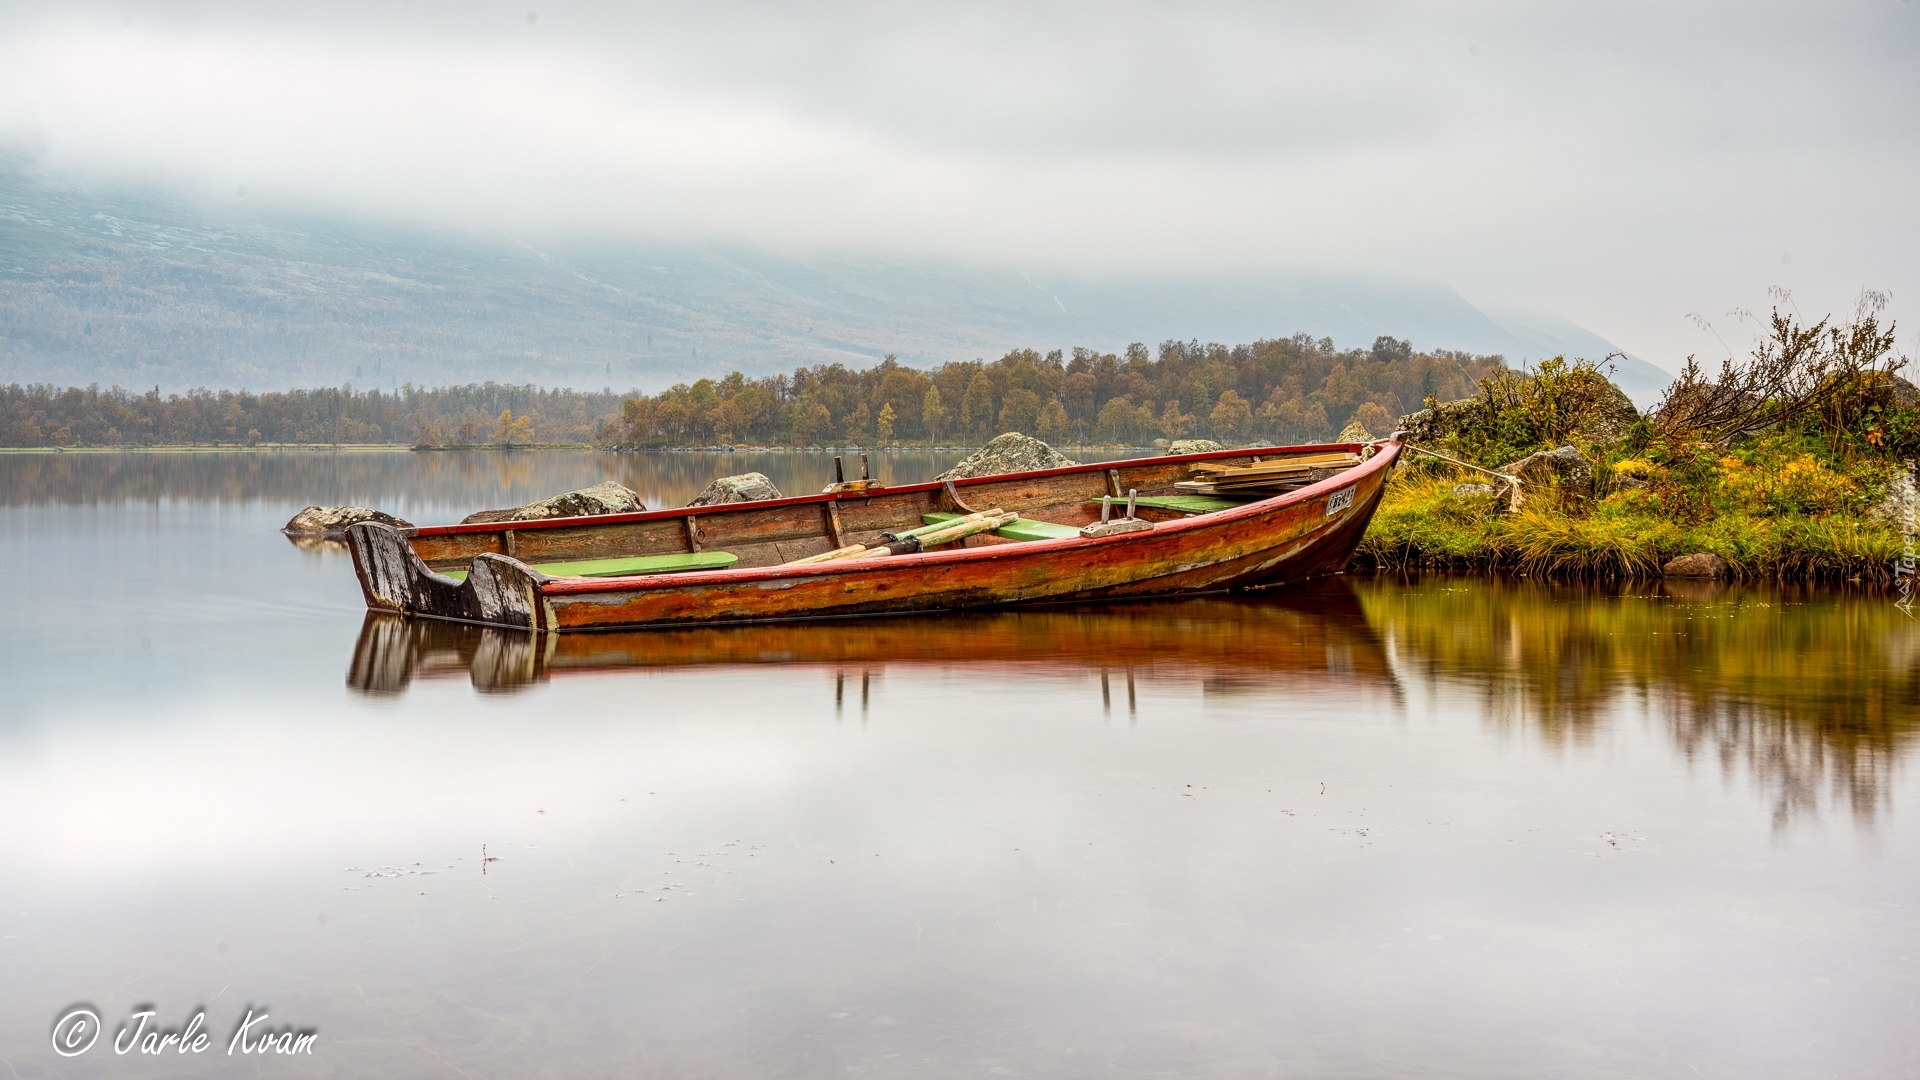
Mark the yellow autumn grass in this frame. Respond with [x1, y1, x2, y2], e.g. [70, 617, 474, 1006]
[1359, 457, 1904, 582]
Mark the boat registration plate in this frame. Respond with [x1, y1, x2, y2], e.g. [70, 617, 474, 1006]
[1326, 485, 1355, 516]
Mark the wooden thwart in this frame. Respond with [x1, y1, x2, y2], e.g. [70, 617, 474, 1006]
[440, 551, 738, 582]
[1108, 494, 1251, 515]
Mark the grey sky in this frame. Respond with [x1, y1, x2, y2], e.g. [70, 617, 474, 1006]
[2, 0, 1915, 367]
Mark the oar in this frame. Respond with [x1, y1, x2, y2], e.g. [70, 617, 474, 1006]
[907, 510, 1016, 550]
[786, 544, 873, 565]
[879, 509, 1001, 544]
[783, 510, 1015, 565]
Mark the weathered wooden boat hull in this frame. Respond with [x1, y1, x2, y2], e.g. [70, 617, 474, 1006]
[343, 441, 1401, 631]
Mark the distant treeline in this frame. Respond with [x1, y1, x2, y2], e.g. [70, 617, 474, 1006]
[0, 382, 625, 447]
[609, 336, 1504, 448]
[0, 335, 1506, 448]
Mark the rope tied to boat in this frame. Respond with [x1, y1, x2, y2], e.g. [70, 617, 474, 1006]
[1391, 438, 1525, 512]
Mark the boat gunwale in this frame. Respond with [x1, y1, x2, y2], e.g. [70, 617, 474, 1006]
[531, 440, 1401, 597]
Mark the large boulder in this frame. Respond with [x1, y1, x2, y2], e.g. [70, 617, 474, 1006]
[937, 433, 1077, 481]
[687, 472, 783, 506]
[1498, 445, 1593, 494]
[1663, 552, 1731, 579]
[1583, 379, 1644, 440]
[1855, 372, 1920, 411]
[283, 505, 415, 536]
[1336, 420, 1375, 443]
[1891, 375, 1920, 410]
[1871, 470, 1917, 524]
[1396, 373, 1641, 443]
[1166, 439, 1224, 455]
[1395, 397, 1489, 443]
[461, 481, 646, 525]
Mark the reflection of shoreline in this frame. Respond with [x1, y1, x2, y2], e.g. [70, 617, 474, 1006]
[343, 572, 1918, 825]
[346, 581, 1400, 699]
[1361, 576, 1920, 827]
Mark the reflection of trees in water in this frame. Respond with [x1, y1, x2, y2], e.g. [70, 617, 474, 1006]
[1359, 577, 1919, 827]
[1662, 696, 1903, 830]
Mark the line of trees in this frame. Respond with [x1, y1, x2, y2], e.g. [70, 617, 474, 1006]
[606, 336, 1504, 448]
[0, 382, 624, 447]
[0, 335, 1507, 448]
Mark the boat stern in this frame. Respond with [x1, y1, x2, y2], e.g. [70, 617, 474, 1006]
[345, 521, 553, 629]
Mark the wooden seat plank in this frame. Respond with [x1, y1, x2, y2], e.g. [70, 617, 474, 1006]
[440, 551, 738, 582]
[1096, 494, 1252, 515]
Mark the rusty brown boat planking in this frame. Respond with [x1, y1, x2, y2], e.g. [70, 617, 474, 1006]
[343, 440, 1403, 631]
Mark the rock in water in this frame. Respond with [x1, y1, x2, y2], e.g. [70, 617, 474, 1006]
[1336, 420, 1374, 443]
[1165, 439, 1224, 455]
[1498, 445, 1593, 494]
[687, 472, 784, 506]
[461, 481, 646, 525]
[1663, 552, 1731, 579]
[937, 433, 1077, 481]
[283, 505, 415, 536]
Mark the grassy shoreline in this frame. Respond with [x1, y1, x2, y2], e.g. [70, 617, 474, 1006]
[1356, 460, 1908, 583]
[1355, 343, 1916, 584]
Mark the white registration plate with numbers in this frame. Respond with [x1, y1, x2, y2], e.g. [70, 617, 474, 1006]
[1325, 485, 1355, 516]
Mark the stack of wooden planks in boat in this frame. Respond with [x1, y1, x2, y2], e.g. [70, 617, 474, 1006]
[1173, 451, 1365, 496]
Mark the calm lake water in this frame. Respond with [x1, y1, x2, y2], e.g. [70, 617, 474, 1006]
[2, 450, 1916, 1078]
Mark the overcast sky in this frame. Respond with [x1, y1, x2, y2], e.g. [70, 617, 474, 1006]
[1, 0, 1915, 368]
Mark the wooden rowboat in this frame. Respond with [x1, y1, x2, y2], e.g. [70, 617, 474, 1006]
[343, 440, 1402, 631]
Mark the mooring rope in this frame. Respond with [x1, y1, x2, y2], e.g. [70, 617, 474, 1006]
[1395, 441, 1524, 485]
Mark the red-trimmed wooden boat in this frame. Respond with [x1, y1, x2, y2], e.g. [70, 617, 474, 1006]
[342, 440, 1402, 631]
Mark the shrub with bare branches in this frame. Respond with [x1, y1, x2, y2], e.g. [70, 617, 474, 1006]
[1656, 292, 1904, 446]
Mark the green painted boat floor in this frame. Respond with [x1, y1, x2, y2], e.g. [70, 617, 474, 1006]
[1092, 494, 1252, 514]
[439, 550, 738, 582]
[921, 512, 1083, 542]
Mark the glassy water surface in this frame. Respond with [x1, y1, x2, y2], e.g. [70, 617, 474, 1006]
[2, 451, 1915, 1078]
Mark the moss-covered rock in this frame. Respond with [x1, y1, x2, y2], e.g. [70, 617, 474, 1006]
[1498, 445, 1594, 496]
[283, 505, 414, 536]
[461, 481, 646, 524]
[937, 433, 1076, 480]
[1397, 371, 1640, 447]
[1663, 552, 1731, 578]
[687, 472, 783, 506]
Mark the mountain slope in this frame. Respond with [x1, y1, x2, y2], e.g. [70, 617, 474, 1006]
[0, 159, 1668, 404]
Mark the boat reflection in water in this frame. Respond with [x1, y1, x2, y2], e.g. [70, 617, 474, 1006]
[347, 578, 1397, 702]
[347, 573, 1919, 828]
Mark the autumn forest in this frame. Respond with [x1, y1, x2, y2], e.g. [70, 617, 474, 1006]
[0, 335, 1506, 449]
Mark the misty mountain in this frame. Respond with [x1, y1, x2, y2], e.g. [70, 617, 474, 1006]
[0, 158, 1675, 407]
